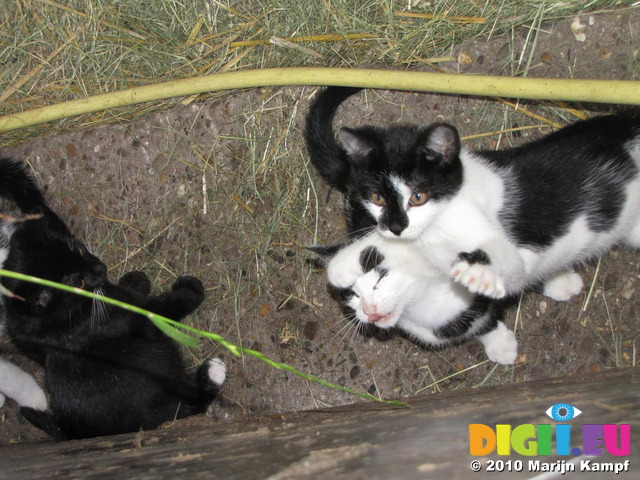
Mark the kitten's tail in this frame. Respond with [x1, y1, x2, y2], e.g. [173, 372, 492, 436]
[0, 158, 48, 213]
[0, 158, 68, 233]
[304, 87, 362, 193]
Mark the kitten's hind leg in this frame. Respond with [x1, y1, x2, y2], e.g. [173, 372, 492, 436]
[20, 407, 67, 442]
[145, 276, 205, 320]
[542, 270, 584, 301]
[183, 357, 226, 416]
[477, 321, 518, 365]
[203, 357, 227, 389]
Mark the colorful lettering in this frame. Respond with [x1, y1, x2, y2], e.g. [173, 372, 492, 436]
[469, 423, 630, 457]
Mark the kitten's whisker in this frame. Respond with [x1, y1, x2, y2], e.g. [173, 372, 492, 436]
[348, 320, 363, 348]
[90, 287, 109, 325]
[327, 316, 357, 345]
[340, 320, 359, 347]
[347, 225, 376, 239]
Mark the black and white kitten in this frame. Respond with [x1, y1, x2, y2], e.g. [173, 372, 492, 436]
[0, 158, 225, 441]
[310, 233, 518, 365]
[306, 87, 640, 300]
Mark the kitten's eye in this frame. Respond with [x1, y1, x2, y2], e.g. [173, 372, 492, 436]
[370, 193, 386, 206]
[409, 192, 428, 206]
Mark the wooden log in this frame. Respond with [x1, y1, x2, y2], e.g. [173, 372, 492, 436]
[0, 368, 637, 480]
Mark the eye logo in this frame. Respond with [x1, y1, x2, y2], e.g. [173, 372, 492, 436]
[546, 403, 582, 421]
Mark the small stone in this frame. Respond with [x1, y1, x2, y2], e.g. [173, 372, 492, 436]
[538, 301, 548, 315]
[514, 353, 527, 366]
[598, 46, 612, 59]
[302, 321, 318, 341]
[457, 51, 473, 65]
[571, 17, 587, 42]
[621, 279, 635, 300]
[65, 144, 78, 157]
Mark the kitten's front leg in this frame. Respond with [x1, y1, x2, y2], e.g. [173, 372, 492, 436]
[326, 243, 371, 289]
[451, 250, 507, 299]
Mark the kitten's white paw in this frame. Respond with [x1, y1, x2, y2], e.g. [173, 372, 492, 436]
[327, 257, 364, 289]
[0, 393, 5, 409]
[543, 271, 584, 301]
[25, 387, 48, 411]
[479, 322, 518, 365]
[451, 261, 506, 299]
[207, 358, 227, 386]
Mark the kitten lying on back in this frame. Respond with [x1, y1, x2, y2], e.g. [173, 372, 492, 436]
[306, 87, 640, 301]
[310, 234, 518, 365]
[0, 158, 225, 441]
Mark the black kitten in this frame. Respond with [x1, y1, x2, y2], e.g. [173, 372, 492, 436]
[0, 158, 225, 441]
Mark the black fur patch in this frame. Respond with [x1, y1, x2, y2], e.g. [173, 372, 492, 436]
[457, 249, 491, 265]
[434, 296, 492, 340]
[486, 111, 640, 247]
[359, 246, 385, 272]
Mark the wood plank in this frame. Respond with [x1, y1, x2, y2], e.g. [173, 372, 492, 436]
[0, 368, 637, 480]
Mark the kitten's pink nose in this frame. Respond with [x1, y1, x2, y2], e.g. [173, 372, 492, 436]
[363, 304, 386, 323]
[367, 313, 386, 324]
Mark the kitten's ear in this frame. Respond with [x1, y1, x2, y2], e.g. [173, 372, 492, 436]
[338, 127, 375, 161]
[419, 124, 461, 164]
[306, 244, 343, 269]
[306, 244, 343, 259]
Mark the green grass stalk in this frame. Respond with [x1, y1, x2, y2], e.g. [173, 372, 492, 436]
[0, 268, 409, 408]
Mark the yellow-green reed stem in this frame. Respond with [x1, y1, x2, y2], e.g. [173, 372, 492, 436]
[0, 269, 409, 408]
[2, 68, 639, 133]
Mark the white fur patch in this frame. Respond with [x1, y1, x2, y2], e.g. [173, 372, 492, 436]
[451, 259, 506, 299]
[543, 270, 584, 301]
[207, 357, 226, 386]
[478, 322, 518, 365]
[0, 358, 48, 410]
[326, 244, 369, 289]
[0, 221, 15, 269]
[0, 246, 8, 268]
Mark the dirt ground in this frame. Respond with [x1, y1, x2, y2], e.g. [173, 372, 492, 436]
[1, 10, 639, 445]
